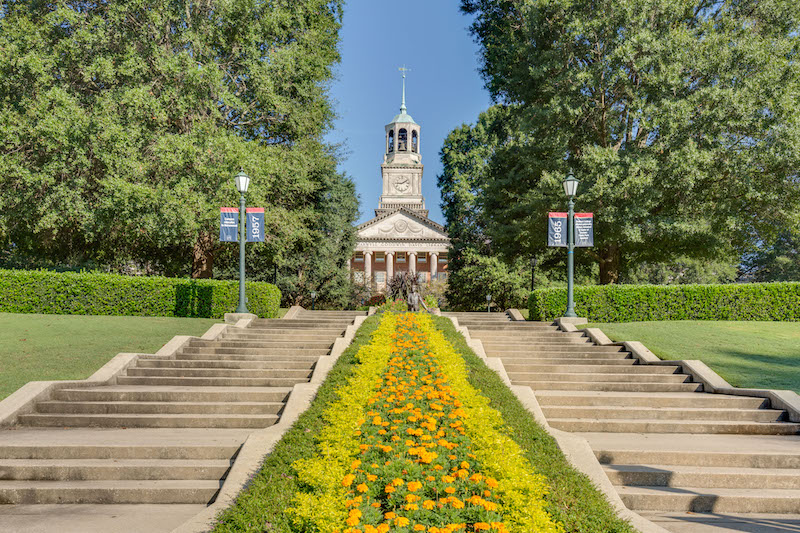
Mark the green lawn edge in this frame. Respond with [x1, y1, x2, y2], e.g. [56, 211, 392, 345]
[431, 316, 636, 533]
[209, 315, 381, 533]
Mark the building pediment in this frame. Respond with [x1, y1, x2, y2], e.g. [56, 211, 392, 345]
[358, 208, 449, 241]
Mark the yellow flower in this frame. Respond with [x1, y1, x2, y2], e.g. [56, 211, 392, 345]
[341, 474, 355, 487]
[356, 483, 368, 493]
[384, 512, 397, 520]
[396, 517, 410, 527]
[407, 480, 422, 492]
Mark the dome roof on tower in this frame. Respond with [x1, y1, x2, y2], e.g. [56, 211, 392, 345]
[389, 110, 417, 125]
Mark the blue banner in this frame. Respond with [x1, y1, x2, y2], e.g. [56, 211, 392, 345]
[548, 212, 567, 247]
[575, 213, 594, 247]
[246, 208, 265, 242]
[220, 208, 238, 242]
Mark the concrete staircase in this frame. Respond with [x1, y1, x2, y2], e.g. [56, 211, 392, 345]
[0, 311, 364, 513]
[452, 312, 800, 531]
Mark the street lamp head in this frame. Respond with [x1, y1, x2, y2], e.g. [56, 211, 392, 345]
[235, 170, 251, 194]
[310, 291, 317, 299]
[562, 173, 579, 198]
[486, 294, 492, 302]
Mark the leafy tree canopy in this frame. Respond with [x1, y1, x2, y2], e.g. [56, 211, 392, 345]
[459, 0, 800, 283]
[0, 0, 356, 285]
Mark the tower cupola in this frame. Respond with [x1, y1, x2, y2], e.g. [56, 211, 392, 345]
[384, 67, 421, 165]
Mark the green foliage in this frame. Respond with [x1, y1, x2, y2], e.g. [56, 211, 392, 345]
[529, 283, 800, 322]
[0, 0, 354, 285]
[623, 256, 739, 285]
[743, 231, 800, 282]
[446, 251, 529, 311]
[458, 0, 800, 283]
[0, 269, 280, 319]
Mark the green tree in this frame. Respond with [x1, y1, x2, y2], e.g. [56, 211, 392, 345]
[0, 0, 353, 283]
[461, 0, 800, 283]
[742, 231, 800, 282]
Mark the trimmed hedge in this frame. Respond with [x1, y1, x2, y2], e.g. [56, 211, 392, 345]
[0, 269, 280, 319]
[529, 282, 800, 322]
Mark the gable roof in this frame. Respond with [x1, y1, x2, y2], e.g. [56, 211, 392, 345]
[357, 206, 445, 232]
[356, 207, 449, 242]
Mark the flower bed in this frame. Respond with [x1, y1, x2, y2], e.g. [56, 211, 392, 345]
[289, 313, 560, 533]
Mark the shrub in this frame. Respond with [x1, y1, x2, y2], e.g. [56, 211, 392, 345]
[0, 269, 280, 318]
[529, 282, 800, 322]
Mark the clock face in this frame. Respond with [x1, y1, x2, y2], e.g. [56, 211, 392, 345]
[393, 175, 411, 193]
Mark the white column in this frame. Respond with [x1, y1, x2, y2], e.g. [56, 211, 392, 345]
[386, 252, 394, 280]
[364, 251, 372, 284]
[408, 252, 416, 274]
[430, 252, 438, 279]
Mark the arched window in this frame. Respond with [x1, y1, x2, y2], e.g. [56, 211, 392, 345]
[411, 130, 418, 153]
[388, 130, 394, 152]
[398, 128, 408, 151]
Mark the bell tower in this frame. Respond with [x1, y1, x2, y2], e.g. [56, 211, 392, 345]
[377, 67, 427, 217]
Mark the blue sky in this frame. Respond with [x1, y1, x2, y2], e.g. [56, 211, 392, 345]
[324, 1, 493, 224]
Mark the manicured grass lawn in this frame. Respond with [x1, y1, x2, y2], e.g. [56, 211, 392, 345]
[0, 313, 219, 400]
[586, 321, 800, 394]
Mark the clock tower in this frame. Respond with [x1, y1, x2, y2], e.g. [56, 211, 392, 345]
[350, 68, 449, 291]
[377, 68, 427, 217]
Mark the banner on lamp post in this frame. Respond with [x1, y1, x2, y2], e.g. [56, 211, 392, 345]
[574, 213, 594, 247]
[547, 212, 567, 247]
[246, 208, 265, 242]
[219, 207, 238, 242]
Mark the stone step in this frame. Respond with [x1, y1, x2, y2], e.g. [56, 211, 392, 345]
[541, 406, 786, 422]
[548, 418, 800, 435]
[483, 344, 624, 352]
[0, 479, 221, 504]
[507, 372, 690, 383]
[126, 368, 312, 379]
[515, 381, 704, 392]
[191, 340, 334, 349]
[536, 391, 768, 409]
[223, 328, 346, 339]
[250, 320, 352, 328]
[595, 450, 800, 469]
[213, 335, 338, 343]
[617, 485, 800, 513]
[507, 364, 679, 374]
[495, 350, 631, 359]
[137, 359, 315, 370]
[35, 400, 284, 415]
[116, 376, 306, 387]
[180, 347, 329, 356]
[464, 324, 560, 331]
[604, 464, 800, 489]
[52, 386, 291, 403]
[0, 445, 240, 460]
[473, 337, 592, 345]
[0, 459, 231, 481]
[18, 413, 280, 429]
[499, 351, 630, 360]
[504, 359, 637, 367]
[174, 353, 320, 363]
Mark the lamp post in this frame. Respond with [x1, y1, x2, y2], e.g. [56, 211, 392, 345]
[310, 291, 317, 311]
[486, 293, 492, 313]
[563, 173, 579, 318]
[234, 170, 250, 314]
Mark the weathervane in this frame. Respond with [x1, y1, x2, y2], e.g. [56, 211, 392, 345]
[399, 66, 411, 113]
